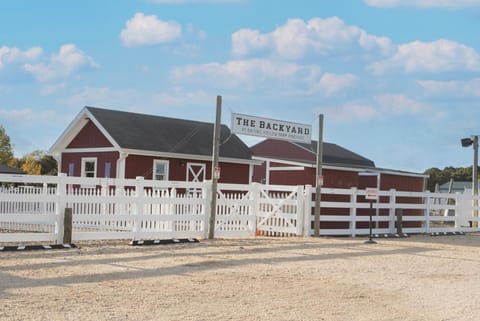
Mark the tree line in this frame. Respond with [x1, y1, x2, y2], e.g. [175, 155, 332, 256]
[0, 125, 57, 175]
[423, 166, 475, 192]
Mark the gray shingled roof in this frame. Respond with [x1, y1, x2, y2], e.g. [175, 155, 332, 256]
[0, 163, 24, 174]
[296, 141, 375, 168]
[86, 106, 252, 160]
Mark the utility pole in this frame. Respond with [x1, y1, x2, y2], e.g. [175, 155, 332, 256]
[474, 135, 478, 228]
[314, 114, 324, 237]
[461, 135, 479, 228]
[208, 95, 222, 239]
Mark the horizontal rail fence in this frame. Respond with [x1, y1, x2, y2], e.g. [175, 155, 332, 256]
[305, 186, 480, 236]
[2, 173, 480, 243]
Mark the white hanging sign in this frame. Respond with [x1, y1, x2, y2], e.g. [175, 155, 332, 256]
[231, 113, 311, 144]
[365, 188, 378, 201]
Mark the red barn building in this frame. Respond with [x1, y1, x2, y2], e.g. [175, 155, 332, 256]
[251, 139, 427, 230]
[251, 139, 426, 192]
[50, 106, 258, 183]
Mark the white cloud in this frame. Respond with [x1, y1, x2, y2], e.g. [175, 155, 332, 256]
[418, 78, 480, 98]
[323, 103, 378, 122]
[23, 44, 98, 82]
[0, 108, 57, 124]
[63, 87, 141, 109]
[120, 13, 182, 47]
[39, 83, 66, 96]
[151, 88, 212, 106]
[0, 108, 73, 156]
[364, 0, 480, 8]
[171, 59, 320, 91]
[171, 59, 360, 96]
[368, 39, 480, 74]
[186, 23, 207, 41]
[0, 46, 42, 69]
[313, 73, 358, 96]
[320, 94, 430, 123]
[374, 94, 428, 114]
[231, 29, 272, 56]
[232, 17, 394, 60]
[63, 86, 213, 115]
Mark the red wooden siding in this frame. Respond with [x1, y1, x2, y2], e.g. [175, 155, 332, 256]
[67, 120, 113, 148]
[124, 155, 251, 184]
[61, 152, 119, 177]
[380, 174, 425, 192]
[253, 162, 360, 188]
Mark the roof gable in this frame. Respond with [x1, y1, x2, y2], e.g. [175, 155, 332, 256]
[85, 106, 252, 160]
[251, 139, 375, 168]
[67, 120, 113, 148]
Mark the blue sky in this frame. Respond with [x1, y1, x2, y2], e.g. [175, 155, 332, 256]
[1, 0, 480, 173]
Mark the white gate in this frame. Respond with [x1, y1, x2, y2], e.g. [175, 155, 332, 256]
[256, 185, 305, 236]
[214, 184, 256, 236]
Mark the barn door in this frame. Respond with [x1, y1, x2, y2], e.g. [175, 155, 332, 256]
[186, 163, 206, 182]
[187, 163, 206, 195]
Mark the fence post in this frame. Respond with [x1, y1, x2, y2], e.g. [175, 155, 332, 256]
[425, 191, 431, 234]
[455, 193, 470, 229]
[250, 183, 260, 236]
[133, 176, 145, 240]
[203, 181, 212, 239]
[303, 185, 313, 237]
[396, 208, 403, 235]
[55, 173, 67, 244]
[42, 182, 48, 216]
[296, 185, 305, 236]
[63, 208, 73, 244]
[349, 187, 357, 237]
[389, 189, 396, 234]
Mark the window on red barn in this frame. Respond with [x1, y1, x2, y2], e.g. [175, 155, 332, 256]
[153, 160, 169, 181]
[105, 162, 111, 178]
[68, 163, 75, 176]
[81, 158, 97, 178]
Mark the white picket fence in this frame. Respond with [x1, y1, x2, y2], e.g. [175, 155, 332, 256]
[1, 173, 479, 243]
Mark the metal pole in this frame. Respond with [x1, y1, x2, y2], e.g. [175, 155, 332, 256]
[365, 201, 377, 244]
[314, 114, 324, 237]
[208, 95, 222, 239]
[473, 135, 478, 228]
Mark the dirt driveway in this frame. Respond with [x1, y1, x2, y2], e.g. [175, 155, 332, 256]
[1, 234, 480, 321]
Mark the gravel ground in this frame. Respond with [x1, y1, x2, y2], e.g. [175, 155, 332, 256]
[1, 234, 480, 321]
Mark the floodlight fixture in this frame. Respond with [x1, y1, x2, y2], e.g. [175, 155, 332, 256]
[462, 137, 474, 147]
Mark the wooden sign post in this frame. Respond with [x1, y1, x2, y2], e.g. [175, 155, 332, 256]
[208, 96, 222, 239]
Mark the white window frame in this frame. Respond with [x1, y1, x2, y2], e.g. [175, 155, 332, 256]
[153, 160, 169, 181]
[81, 157, 97, 178]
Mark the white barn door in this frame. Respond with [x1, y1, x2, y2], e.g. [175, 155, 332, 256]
[187, 163, 206, 182]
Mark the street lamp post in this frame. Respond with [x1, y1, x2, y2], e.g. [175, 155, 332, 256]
[461, 135, 479, 228]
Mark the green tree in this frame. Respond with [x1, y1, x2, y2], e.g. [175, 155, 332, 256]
[17, 150, 58, 176]
[39, 154, 58, 175]
[0, 125, 14, 165]
[424, 166, 476, 191]
[21, 155, 42, 175]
